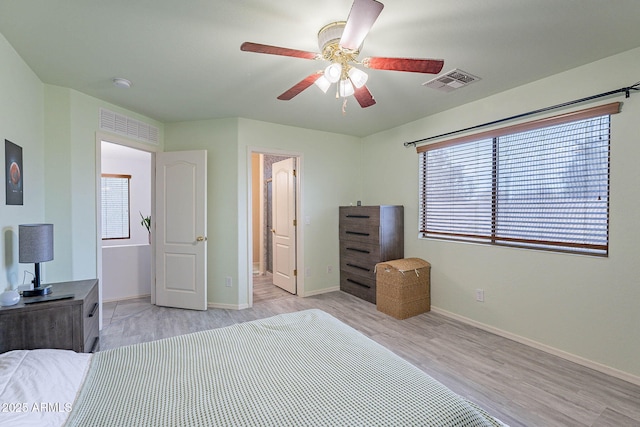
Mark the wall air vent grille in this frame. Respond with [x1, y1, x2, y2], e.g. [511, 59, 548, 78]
[423, 69, 481, 92]
[99, 108, 159, 145]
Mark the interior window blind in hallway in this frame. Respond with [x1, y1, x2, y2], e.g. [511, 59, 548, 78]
[101, 174, 131, 240]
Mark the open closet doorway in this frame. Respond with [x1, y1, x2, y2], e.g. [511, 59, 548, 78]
[251, 152, 300, 304]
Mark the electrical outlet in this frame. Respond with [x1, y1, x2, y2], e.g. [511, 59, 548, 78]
[225, 276, 232, 287]
[475, 289, 485, 302]
[327, 265, 333, 274]
[305, 267, 311, 277]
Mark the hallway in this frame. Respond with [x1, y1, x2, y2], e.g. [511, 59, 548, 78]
[252, 272, 293, 303]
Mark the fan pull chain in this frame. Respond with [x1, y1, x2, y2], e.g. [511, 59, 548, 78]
[342, 98, 348, 115]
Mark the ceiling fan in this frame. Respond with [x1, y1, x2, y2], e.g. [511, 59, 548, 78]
[241, 0, 444, 110]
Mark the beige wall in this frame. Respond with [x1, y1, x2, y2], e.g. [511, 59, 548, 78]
[361, 47, 640, 379]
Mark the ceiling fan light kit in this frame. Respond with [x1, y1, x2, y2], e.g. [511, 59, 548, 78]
[314, 75, 331, 93]
[241, 0, 445, 110]
[325, 62, 343, 83]
[339, 79, 355, 97]
[348, 67, 368, 88]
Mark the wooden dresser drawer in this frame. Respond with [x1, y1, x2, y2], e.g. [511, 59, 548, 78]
[340, 257, 376, 281]
[0, 305, 76, 351]
[84, 323, 100, 353]
[340, 273, 376, 303]
[340, 242, 380, 264]
[339, 224, 380, 245]
[83, 283, 100, 353]
[339, 206, 380, 227]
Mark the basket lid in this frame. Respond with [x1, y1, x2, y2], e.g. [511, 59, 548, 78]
[376, 257, 431, 272]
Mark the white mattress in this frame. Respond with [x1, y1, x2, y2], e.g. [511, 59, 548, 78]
[0, 349, 91, 426]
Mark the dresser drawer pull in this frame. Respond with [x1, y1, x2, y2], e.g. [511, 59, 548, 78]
[346, 231, 370, 236]
[346, 214, 370, 219]
[89, 337, 100, 353]
[88, 302, 99, 318]
[347, 278, 371, 289]
[346, 263, 371, 272]
[346, 247, 370, 254]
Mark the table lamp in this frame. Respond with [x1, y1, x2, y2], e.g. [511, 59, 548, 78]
[19, 224, 54, 297]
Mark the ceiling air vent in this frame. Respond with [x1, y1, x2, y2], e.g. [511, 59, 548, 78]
[423, 69, 481, 92]
[99, 108, 159, 145]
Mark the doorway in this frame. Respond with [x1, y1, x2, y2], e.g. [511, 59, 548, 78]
[99, 141, 153, 302]
[251, 152, 300, 304]
[96, 134, 157, 329]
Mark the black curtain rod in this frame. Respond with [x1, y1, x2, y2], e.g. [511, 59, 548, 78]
[404, 81, 640, 148]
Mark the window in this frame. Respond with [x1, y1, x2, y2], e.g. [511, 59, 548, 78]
[418, 103, 619, 256]
[101, 174, 131, 240]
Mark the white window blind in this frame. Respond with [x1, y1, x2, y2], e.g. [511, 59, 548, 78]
[419, 103, 618, 256]
[101, 175, 131, 240]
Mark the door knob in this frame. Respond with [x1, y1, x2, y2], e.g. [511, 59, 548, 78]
[196, 236, 207, 242]
[271, 228, 276, 233]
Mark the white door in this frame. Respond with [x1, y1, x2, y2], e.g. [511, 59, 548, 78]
[272, 158, 297, 294]
[155, 150, 207, 310]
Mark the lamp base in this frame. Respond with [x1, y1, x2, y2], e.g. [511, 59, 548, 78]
[22, 285, 52, 297]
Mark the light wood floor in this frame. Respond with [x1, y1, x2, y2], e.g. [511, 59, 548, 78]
[102, 277, 640, 427]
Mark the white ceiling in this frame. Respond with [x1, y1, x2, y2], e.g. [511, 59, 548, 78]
[1, 0, 640, 137]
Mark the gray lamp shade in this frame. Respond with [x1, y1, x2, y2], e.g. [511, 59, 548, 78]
[19, 224, 54, 263]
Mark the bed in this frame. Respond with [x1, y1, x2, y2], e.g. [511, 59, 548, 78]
[0, 309, 506, 426]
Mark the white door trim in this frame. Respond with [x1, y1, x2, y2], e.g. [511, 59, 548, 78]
[245, 147, 304, 308]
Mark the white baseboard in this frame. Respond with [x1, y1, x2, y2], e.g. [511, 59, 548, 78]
[207, 286, 339, 309]
[208, 302, 249, 310]
[103, 294, 151, 304]
[431, 306, 640, 387]
[301, 286, 339, 297]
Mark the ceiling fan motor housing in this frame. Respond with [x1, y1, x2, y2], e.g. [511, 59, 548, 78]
[318, 21, 361, 63]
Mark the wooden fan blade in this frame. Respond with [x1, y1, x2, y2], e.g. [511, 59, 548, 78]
[363, 57, 444, 74]
[339, 0, 384, 51]
[241, 42, 319, 60]
[277, 72, 324, 101]
[353, 85, 376, 108]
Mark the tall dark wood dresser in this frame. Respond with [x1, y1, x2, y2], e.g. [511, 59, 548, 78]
[339, 205, 404, 303]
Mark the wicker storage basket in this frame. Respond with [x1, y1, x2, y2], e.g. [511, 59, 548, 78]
[376, 258, 431, 319]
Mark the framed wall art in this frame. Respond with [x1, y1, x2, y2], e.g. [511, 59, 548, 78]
[5, 139, 23, 206]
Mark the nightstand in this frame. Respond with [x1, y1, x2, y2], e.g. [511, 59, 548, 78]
[0, 279, 99, 353]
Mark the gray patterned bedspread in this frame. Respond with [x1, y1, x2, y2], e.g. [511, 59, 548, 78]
[66, 309, 506, 426]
